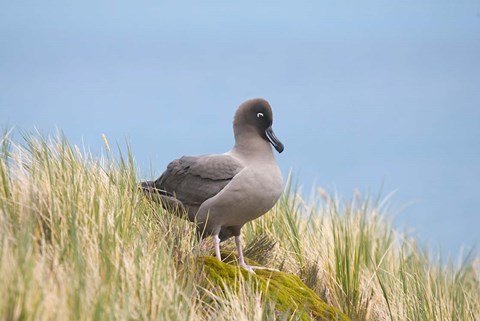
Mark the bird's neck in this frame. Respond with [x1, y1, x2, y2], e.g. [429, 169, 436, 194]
[231, 133, 275, 164]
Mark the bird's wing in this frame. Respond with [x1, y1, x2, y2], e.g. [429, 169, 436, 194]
[154, 154, 244, 207]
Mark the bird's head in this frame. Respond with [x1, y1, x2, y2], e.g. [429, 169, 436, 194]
[233, 98, 284, 153]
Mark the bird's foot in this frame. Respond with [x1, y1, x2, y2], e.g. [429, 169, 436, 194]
[239, 262, 279, 273]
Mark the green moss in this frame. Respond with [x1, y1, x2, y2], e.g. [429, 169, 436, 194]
[198, 254, 349, 321]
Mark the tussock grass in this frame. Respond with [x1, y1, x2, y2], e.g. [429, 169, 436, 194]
[0, 131, 479, 321]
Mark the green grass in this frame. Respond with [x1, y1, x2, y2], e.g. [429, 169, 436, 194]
[0, 131, 479, 321]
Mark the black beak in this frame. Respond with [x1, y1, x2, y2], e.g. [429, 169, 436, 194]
[265, 126, 284, 153]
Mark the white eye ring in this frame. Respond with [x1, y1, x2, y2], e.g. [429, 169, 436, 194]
[257, 112, 264, 118]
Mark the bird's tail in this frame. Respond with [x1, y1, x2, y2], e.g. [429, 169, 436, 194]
[139, 181, 191, 219]
[140, 180, 173, 197]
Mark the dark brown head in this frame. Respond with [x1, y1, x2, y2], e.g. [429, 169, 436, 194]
[233, 98, 284, 153]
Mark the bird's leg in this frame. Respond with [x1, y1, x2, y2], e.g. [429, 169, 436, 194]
[234, 235, 278, 273]
[213, 234, 222, 261]
[235, 235, 255, 272]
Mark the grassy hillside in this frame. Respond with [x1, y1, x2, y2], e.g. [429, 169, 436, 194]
[0, 132, 479, 321]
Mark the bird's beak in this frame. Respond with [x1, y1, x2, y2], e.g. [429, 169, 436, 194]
[265, 126, 284, 153]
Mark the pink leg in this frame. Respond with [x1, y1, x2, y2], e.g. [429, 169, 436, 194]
[235, 235, 278, 273]
[213, 234, 222, 261]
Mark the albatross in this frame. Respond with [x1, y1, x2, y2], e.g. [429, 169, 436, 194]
[141, 98, 284, 272]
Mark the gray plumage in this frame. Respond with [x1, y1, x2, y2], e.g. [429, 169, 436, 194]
[141, 98, 284, 272]
[144, 154, 243, 222]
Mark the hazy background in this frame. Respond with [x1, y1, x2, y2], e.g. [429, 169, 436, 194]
[1, 0, 479, 258]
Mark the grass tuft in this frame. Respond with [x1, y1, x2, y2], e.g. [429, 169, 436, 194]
[0, 131, 479, 321]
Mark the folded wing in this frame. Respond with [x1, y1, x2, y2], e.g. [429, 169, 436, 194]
[150, 154, 244, 219]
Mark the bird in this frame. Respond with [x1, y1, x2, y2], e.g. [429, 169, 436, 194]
[141, 98, 284, 272]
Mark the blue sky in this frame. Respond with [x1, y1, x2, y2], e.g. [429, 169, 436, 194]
[1, 0, 479, 257]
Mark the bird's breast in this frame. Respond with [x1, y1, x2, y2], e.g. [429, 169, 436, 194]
[231, 164, 283, 218]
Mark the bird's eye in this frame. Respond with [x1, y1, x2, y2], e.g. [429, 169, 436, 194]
[257, 112, 264, 118]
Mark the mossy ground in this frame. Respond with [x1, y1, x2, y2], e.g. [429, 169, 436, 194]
[198, 253, 349, 321]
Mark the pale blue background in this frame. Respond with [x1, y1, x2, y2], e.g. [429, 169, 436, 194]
[1, 1, 479, 258]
